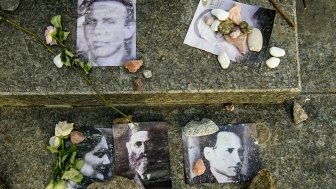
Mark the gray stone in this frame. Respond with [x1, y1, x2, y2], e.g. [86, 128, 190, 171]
[297, 1, 336, 93]
[1, 94, 336, 188]
[183, 118, 219, 136]
[247, 169, 275, 189]
[0, 0, 20, 11]
[0, 0, 300, 106]
[87, 176, 140, 189]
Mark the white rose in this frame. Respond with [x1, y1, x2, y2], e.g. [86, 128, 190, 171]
[55, 121, 74, 137]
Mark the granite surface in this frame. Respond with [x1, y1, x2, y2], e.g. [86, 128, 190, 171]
[296, 0, 336, 93]
[1, 95, 336, 188]
[0, 0, 300, 105]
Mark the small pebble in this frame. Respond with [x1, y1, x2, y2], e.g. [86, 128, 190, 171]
[270, 46, 286, 57]
[248, 123, 271, 145]
[229, 28, 241, 39]
[293, 102, 308, 125]
[134, 78, 143, 91]
[225, 103, 234, 112]
[218, 51, 230, 69]
[124, 60, 143, 73]
[247, 28, 263, 52]
[143, 70, 152, 79]
[266, 57, 280, 68]
[192, 159, 206, 176]
[184, 118, 219, 136]
[211, 9, 230, 21]
[211, 19, 221, 31]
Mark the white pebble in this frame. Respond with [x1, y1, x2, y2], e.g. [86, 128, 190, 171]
[211, 9, 230, 21]
[204, 15, 215, 26]
[230, 29, 241, 39]
[218, 52, 230, 69]
[247, 28, 263, 52]
[211, 19, 221, 32]
[143, 70, 152, 78]
[270, 47, 286, 57]
[266, 57, 281, 68]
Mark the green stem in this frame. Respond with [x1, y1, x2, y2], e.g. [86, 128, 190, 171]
[73, 66, 132, 122]
[53, 37, 67, 49]
[1, 15, 131, 122]
[0, 15, 56, 55]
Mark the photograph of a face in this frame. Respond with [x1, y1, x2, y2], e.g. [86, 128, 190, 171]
[77, 0, 136, 66]
[182, 123, 260, 184]
[184, 0, 276, 62]
[67, 127, 113, 189]
[113, 122, 172, 189]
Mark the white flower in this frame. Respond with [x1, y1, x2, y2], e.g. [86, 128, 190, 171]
[55, 121, 74, 137]
[53, 53, 64, 68]
[45, 26, 57, 46]
[49, 136, 61, 148]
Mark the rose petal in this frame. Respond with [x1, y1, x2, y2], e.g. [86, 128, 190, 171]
[53, 54, 63, 68]
[46, 35, 53, 44]
[49, 136, 61, 148]
[55, 121, 74, 137]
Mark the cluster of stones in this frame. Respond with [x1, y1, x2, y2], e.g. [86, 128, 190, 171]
[266, 47, 286, 68]
[204, 3, 263, 69]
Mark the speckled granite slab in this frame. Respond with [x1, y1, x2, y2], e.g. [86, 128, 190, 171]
[1, 94, 336, 188]
[0, 0, 300, 106]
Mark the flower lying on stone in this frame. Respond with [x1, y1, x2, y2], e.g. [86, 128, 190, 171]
[45, 26, 57, 46]
[46, 121, 84, 189]
[53, 53, 64, 68]
[55, 121, 74, 137]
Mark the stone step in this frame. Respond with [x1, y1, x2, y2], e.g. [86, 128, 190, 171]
[0, 0, 300, 106]
[0, 94, 335, 188]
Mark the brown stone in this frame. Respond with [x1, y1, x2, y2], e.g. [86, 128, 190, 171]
[293, 102, 308, 125]
[249, 123, 271, 145]
[134, 78, 143, 91]
[112, 115, 133, 124]
[123, 60, 143, 73]
[229, 3, 242, 25]
[192, 159, 206, 176]
[225, 103, 235, 112]
[224, 32, 248, 54]
[70, 131, 85, 144]
[248, 169, 276, 189]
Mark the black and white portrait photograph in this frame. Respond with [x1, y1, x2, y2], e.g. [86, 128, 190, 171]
[113, 122, 172, 189]
[182, 123, 260, 185]
[184, 0, 276, 62]
[77, 0, 136, 66]
[67, 127, 113, 189]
